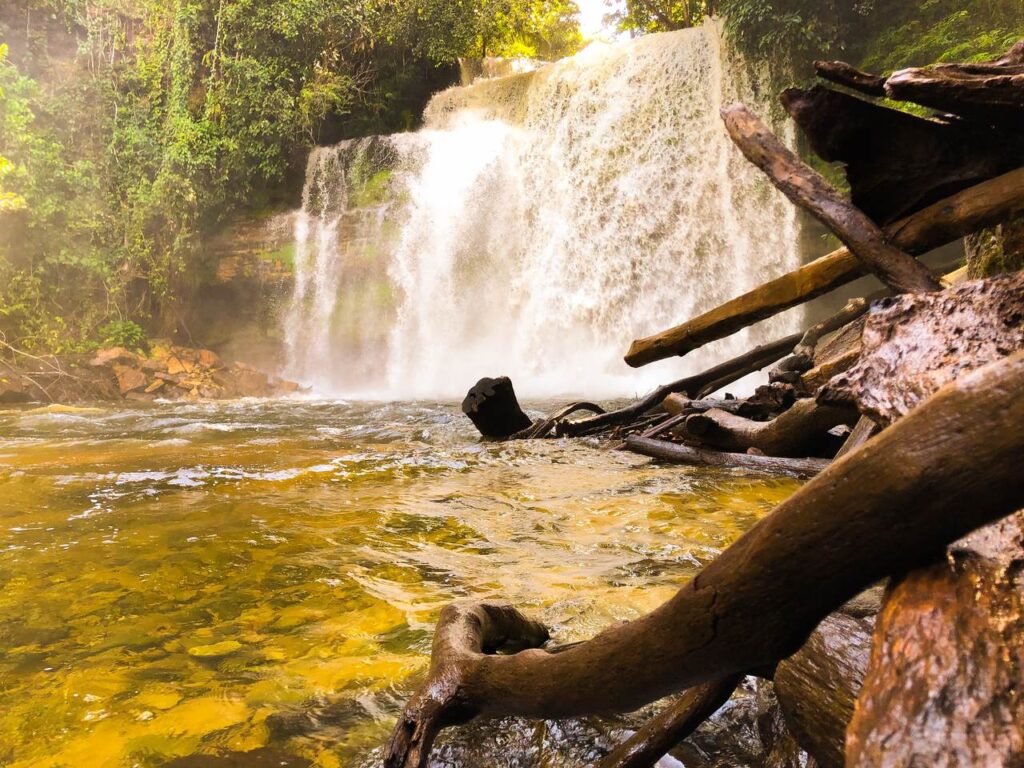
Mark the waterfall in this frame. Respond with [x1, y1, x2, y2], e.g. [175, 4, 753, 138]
[284, 20, 803, 400]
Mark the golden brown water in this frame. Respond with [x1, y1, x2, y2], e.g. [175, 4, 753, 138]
[0, 400, 800, 767]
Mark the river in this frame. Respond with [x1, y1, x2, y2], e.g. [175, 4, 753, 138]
[0, 399, 798, 767]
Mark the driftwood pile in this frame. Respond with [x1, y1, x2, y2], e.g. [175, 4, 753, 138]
[400, 43, 1024, 768]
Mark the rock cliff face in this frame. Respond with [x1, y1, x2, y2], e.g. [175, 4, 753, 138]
[0, 343, 301, 405]
[187, 213, 296, 374]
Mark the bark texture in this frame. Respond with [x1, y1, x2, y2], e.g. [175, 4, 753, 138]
[822, 272, 1024, 425]
[680, 398, 857, 458]
[719, 104, 941, 295]
[622, 167, 1024, 367]
[385, 351, 1024, 768]
[847, 512, 1024, 768]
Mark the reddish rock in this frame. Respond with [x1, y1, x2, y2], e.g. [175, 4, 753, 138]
[144, 379, 165, 394]
[113, 365, 148, 395]
[274, 379, 301, 395]
[90, 347, 140, 368]
[166, 356, 193, 376]
[198, 349, 223, 370]
[231, 364, 270, 397]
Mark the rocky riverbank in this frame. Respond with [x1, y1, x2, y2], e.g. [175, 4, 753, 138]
[0, 342, 303, 405]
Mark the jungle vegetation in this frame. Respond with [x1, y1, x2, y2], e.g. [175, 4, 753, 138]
[0, 0, 1020, 355]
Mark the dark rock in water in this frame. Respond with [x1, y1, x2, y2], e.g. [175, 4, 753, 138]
[0, 372, 31, 403]
[462, 376, 533, 438]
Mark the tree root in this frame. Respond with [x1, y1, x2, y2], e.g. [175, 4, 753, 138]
[385, 350, 1024, 768]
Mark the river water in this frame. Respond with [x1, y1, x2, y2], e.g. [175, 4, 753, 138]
[0, 399, 799, 767]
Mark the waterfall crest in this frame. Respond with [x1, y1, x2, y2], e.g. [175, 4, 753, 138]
[284, 21, 802, 399]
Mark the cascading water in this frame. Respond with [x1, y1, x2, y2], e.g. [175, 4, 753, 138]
[284, 20, 803, 399]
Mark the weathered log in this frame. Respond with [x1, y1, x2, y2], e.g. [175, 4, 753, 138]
[781, 85, 1024, 224]
[598, 676, 743, 768]
[625, 435, 830, 476]
[384, 351, 1024, 768]
[813, 60, 887, 96]
[624, 167, 1024, 368]
[773, 611, 875, 768]
[792, 298, 870, 364]
[832, 416, 878, 460]
[563, 332, 802, 436]
[821, 272, 1024, 425]
[662, 393, 777, 421]
[462, 376, 533, 438]
[605, 591, 879, 768]
[800, 315, 867, 395]
[680, 398, 858, 457]
[847, 511, 1024, 768]
[884, 42, 1024, 127]
[513, 401, 605, 440]
[720, 104, 942, 295]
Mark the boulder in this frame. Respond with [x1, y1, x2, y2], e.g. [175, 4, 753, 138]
[231, 364, 270, 398]
[113, 364, 148, 396]
[197, 349, 223, 370]
[90, 347, 140, 368]
[0, 374, 32, 404]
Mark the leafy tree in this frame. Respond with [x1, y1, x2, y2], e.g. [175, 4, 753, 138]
[0, 0, 583, 354]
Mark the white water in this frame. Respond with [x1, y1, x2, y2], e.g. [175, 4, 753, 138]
[284, 21, 803, 399]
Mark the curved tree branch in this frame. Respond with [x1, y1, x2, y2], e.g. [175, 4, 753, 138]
[385, 351, 1024, 767]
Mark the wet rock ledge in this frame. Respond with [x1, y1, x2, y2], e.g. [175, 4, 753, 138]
[0, 342, 302, 405]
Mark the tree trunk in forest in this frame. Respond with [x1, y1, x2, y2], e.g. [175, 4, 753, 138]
[622, 167, 1024, 368]
[719, 104, 942, 295]
[385, 351, 1024, 768]
[679, 398, 857, 457]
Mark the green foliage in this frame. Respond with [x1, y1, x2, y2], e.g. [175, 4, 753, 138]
[860, 0, 1024, 72]
[99, 319, 148, 350]
[0, 0, 582, 354]
[612, 0, 714, 35]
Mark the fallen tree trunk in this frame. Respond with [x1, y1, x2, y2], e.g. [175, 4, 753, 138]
[680, 398, 857, 457]
[884, 43, 1024, 127]
[625, 435, 831, 476]
[623, 167, 1024, 368]
[719, 104, 942, 295]
[562, 332, 802, 437]
[773, 611, 875, 768]
[813, 60, 887, 96]
[781, 85, 1024, 224]
[384, 351, 1024, 768]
